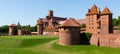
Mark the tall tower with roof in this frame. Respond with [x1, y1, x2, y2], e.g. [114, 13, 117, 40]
[86, 4, 101, 34]
[37, 18, 44, 35]
[100, 7, 113, 34]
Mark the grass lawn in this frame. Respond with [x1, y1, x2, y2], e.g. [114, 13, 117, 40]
[0, 36, 120, 54]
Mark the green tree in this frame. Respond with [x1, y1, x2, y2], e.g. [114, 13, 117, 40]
[81, 23, 86, 28]
[17, 22, 21, 26]
[0, 25, 9, 35]
[112, 18, 118, 26]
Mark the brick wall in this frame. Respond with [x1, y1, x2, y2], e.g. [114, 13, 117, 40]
[59, 28, 80, 45]
[90, 34, 120, 48]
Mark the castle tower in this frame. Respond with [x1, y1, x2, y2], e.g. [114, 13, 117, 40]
[9, 24, 17, 36]
[59, 18, 81, 45]
[86, 4, 101, 34]
[86, 5, 113, 34]
[100, 7, 113, 34]
[48, 10, 53, 17]
[37, 18, 44, 35]
[18, 29, 23, 36]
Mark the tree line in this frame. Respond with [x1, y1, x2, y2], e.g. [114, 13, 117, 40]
[112, 16, 120, 26]
[0, 23, 37, 35]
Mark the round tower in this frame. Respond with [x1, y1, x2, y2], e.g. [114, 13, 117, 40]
[9, 24, 17, 36]
[37, 18, 44, 35]
[59, 18, 81, 45]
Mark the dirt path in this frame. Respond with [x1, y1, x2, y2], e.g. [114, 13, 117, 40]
[26, 39, 68, 54]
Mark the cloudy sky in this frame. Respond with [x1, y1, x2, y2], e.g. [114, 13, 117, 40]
[0, 0, 119, 26]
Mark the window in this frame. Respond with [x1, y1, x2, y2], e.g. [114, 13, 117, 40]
[64, 28, 66, 30]
[89, 18, 91, 22]
[89, 27, 91, 29]
[92, 23, 93, 25]
[97, 27, 100, 29]
[92, 20, 93, 22]
[103, 18, 105, 20]
[92, 27, 94, 29]
[75, 28, 78, 30]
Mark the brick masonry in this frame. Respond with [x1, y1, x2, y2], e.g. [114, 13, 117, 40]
[90, 34, 120, 48]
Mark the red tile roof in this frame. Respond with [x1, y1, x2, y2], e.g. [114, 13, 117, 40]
[87, 4, 100, 14]
[101, 7, 112, 14]
[59, 18, 80, 27]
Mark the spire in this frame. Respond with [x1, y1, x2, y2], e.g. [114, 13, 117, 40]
[101, 7, 112, 14]
[87, 4, 100, 14]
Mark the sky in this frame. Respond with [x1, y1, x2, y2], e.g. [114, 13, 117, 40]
[0, 0, 119, 26]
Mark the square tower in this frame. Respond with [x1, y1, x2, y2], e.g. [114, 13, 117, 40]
[86, 5, 113, 34]
[100, 7, 113, 34]
[86, 5, 101, 34]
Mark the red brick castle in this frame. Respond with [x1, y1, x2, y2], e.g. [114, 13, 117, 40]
[86, 4, 113, 34]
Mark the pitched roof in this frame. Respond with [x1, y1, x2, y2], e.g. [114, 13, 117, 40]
[101, 7, 112, 14]
[37, 18, 43, 24]
[10, 24, 17, 26]
[87, 4, 100, 14]
[59, 18, 80, 27]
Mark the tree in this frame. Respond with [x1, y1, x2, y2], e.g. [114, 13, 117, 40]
[0, 25, 9, 35]
[81, 23, 86, 28]
[112, 18, 118, 26]
[17, 22, 21, 26]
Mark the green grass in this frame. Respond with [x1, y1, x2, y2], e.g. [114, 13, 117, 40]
[0, 36, 120, 54]
[52, 43, 120, 54]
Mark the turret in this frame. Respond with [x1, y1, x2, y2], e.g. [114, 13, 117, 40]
[37, 18, 44, 35]
[59, 18, 81, 45]
[9, 24, 17, 36]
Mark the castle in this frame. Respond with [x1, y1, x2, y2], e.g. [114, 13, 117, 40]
[59, 5, 120, 47]
[9, 10, 67, 36]
[87, 5, 120, 48]
[8, 4, 120, 48]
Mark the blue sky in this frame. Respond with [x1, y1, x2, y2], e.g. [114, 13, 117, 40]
[0, 0, 119, 26]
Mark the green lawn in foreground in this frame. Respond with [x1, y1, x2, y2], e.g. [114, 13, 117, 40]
[0, 36, 120, 54]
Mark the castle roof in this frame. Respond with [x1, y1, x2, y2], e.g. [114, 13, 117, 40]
[10, 24, 17, 27]
[59, 18, 80, 27]
[87, 4, 101, 15]
[88, 4, 100, 14]
[101, 7, 112, 14]
[37, 18, 43, 24]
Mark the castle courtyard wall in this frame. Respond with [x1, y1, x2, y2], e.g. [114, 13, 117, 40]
[90, 34, 120, 48]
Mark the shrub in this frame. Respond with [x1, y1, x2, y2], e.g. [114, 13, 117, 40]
[80, 32, 92, 45]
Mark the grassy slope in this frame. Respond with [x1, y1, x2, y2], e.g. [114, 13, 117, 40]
[0, 36, 58, 54]
[0, 36, 120, 54]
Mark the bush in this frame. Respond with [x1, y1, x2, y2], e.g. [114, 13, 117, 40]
[80, 32, 92, 45]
